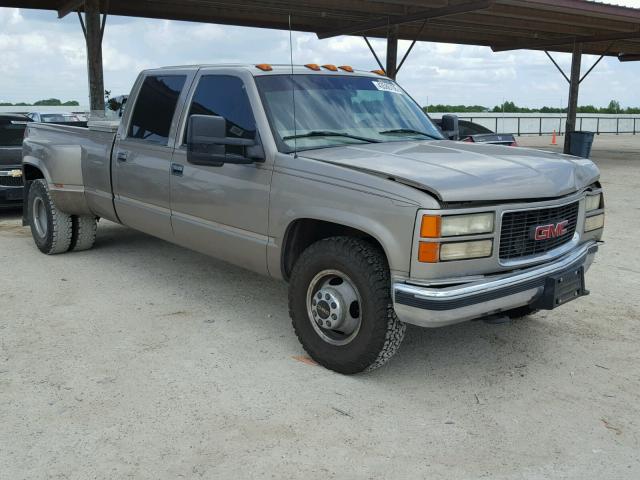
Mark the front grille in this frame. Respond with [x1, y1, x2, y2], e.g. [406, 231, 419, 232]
[0, 175, 23, 187]
[499, 201, 579, 260]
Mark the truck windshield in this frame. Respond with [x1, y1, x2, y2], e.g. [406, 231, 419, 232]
[255, 75, 443, 152]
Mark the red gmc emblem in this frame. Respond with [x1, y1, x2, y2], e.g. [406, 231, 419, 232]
[533, 220, 569, 241]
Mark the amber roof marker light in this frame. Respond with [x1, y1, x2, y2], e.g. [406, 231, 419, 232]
[322, 64, 338, 71]
[338, 65, 354, 72]
[304, 63, 321, 71]
[255, 64, 273, 71]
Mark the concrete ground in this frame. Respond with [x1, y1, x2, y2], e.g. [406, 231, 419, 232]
[1, 135, 639, 479]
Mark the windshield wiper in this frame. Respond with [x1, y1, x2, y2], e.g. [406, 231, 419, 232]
[282, 130, 380, 144]
[379, 128, 441, 140]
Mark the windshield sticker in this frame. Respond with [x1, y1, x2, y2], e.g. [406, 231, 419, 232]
[372, 80, 403, 94]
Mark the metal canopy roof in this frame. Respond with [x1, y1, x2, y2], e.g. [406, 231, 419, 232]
[3, 0, 640, 58]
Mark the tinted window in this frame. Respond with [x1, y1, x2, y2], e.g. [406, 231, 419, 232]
[459, 121, 493, 136]
[129, 75, 187, 144]
[0, 118, 29, 146]
[184, 75, 256, 149]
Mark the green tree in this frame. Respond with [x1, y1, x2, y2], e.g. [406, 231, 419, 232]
[62, 100, 80, 106]
[33, 98, 63, 106]
[605, 100, 621, 114]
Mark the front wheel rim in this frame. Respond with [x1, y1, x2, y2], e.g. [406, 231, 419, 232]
[306, 269, 363, 346]
[32, 196, 48, 238]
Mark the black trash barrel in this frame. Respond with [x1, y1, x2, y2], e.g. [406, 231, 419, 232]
[568, 131, 595, 158]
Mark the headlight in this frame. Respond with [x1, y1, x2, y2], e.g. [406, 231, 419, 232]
[440, 240, 493, 261]
[421, 213, 494, 237]
[584, 213, 604, 232]
[585, 193, 602, 212]
[418, 240, 493, 263]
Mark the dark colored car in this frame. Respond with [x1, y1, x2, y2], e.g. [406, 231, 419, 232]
[0, 114, 31, 208]
[435, 118, 518, 146]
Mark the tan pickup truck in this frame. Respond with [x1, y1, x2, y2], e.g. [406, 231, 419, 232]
[22, 65, 605, 373]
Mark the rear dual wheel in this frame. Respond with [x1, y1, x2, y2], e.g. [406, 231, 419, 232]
[28, 179, 98, 254]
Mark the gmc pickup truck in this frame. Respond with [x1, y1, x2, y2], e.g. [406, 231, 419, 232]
[22, 64, 605, 374]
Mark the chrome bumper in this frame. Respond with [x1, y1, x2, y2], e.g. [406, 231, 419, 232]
[393, 242, 598, 328]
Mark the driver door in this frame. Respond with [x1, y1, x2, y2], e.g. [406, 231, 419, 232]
[169, 71, 272, 274]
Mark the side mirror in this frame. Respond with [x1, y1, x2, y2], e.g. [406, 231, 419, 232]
[441, 114, 459, 141]
[187, 114, 264, 166]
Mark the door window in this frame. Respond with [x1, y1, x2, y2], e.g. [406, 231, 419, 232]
[183, 75, 257, 154]
[128, 75, 187, 145]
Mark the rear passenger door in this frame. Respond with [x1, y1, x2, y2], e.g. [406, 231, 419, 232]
[113, 70, 194, 241]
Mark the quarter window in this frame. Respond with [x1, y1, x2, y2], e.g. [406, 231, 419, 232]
[128, 75, 187, 145]
[184, 75, 256, 151]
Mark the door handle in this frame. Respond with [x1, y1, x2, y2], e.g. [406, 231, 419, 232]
[116, 151, 129, 162]
[171, 163, 184, 176]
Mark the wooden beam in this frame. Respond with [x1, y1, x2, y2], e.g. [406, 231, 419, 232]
[492, 29, 640, 52]
[619, 53, 640, 62]
[316, 0, 493, 39]
[363, 36, 385, 72]
[58, 0, 83, 18]
[84, 0, 105, 116]
[564, 42, 582, 154]
[386, 25, 399, 79]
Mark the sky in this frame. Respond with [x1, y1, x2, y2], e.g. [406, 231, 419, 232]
[1, 3, 640, 108]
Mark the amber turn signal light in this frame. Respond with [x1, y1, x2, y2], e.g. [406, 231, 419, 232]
[420, 215, 441, 238]
[418, 242, 439, 263]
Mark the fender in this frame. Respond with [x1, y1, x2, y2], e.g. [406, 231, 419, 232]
[23, 130, 92, 215]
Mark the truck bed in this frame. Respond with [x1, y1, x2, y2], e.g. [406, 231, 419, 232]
[22, 121, 120, 222]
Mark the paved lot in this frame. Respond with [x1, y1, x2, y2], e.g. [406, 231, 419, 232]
[1, 135, 639, 479]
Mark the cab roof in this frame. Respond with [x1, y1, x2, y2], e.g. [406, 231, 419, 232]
[142, 64, 386, 78]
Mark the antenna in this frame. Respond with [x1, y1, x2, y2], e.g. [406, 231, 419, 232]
[288, 13, 298, 157]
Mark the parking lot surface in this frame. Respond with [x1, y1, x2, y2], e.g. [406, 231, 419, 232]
[1, 135, 639, 479]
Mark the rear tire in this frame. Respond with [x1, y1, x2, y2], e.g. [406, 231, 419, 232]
[27, 179, 72, 255]
[288, 237, 406, 374]
[70, 215, 98, 251]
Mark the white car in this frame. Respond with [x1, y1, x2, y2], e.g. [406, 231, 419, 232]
[26, 112, 86, 123]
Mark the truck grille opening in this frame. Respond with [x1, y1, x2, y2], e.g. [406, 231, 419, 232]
[0, 176, 23, 187]
[499, 201, 579, 261]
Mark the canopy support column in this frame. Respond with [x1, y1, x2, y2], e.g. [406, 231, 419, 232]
[386, 25, 399, 79]
[564, 42, 582, 154]
[82, 0, 106, 117]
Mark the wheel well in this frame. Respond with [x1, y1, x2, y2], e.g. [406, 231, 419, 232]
[21, 165, 45, 226]
[23, 164, 45, 182]
[281, 219, 386, 280]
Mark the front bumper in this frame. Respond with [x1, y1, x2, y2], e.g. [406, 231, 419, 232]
[0, 185, 23, 206]
[393, 241, 598, 328]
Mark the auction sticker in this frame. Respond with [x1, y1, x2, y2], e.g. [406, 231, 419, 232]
[372, 80, 403, 94]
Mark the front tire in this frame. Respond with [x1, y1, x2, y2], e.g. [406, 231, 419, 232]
[27, 179, 73, 255]
[288, 237, 406, 374]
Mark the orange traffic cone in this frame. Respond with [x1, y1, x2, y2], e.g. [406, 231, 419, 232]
[551, 130, 557, 145]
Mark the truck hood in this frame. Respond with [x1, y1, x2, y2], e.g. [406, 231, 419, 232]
[301, 140, 600, 203]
